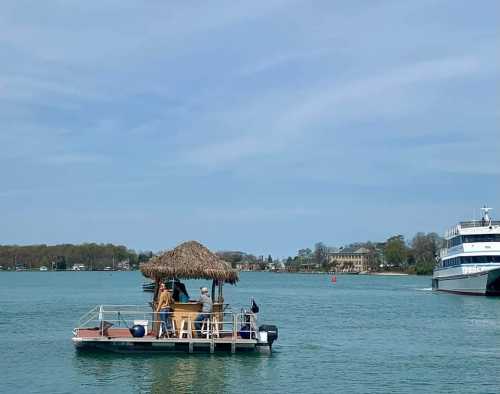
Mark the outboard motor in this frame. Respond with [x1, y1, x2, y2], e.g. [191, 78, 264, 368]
[258, 325, 278, 350]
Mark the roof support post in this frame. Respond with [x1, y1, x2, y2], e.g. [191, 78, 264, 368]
[211, 279, 216, 301]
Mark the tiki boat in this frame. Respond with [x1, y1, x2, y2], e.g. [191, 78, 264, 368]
[72, 241, 278, 354]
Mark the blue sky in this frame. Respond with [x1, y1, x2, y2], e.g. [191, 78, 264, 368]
[1, 1, 499, 257]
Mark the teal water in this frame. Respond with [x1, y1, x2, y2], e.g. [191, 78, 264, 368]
[2, 272, 500, 393]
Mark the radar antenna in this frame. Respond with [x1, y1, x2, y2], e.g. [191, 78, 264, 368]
[481, 205, 492, 226]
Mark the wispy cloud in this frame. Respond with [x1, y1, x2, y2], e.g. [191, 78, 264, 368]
[176, 54, 486, 170]
[0, 0, 498, 254]
[237, 48, 330, 77]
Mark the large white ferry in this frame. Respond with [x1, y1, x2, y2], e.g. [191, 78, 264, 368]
[432, 207, 500, 295]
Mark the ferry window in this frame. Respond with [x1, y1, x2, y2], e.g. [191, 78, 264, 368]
[462, 234, 500, 243]
[449, 236, 463, 247]
[472, 256, 488, 264]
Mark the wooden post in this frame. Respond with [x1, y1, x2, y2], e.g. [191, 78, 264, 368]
[231, 314, 237, 354]
[218, 282, 223, 303]
[211, 279, 216, 301]
[152, 278, 161, 335]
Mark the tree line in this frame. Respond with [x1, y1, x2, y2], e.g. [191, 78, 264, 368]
[1, 232, 443, 274]
[0, 243, 153, 270]
[384, 232, 443, 274]
[286, 232, 444, 275]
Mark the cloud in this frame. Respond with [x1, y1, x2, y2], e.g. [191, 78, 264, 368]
[176, 53, 487, 170]
[0, 1, 498, 254]
[237, 48, 330, 77]
[0, 74, 105, 103]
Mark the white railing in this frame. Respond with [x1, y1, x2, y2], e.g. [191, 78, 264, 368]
[74, 305, 258, 340]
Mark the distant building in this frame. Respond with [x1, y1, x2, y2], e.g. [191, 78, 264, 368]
[300, 262, 321, 271]
[116, 260, 130, 271]
[236, 261, 256, 271]
[270, 261, 286, 271]
[328, 247, 373, 273]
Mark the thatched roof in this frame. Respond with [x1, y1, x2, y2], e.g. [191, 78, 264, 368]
[140, 241, 239, 284]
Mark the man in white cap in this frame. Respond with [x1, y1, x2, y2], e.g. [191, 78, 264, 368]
[194, 287, 213, 337]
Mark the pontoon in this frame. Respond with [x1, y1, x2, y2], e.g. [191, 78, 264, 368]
[72, 241, 278, 353]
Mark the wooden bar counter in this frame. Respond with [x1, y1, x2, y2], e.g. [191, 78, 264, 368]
[169, 301, 223, 336]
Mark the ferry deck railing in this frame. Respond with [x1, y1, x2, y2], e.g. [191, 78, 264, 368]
[460, 220, 500, 229]
[74, 305, 258, 340]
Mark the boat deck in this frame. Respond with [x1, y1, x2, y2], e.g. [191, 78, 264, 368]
[76, 327, 247, 341]
[73, 328, 262, 353]
[73, 305, 272, 354]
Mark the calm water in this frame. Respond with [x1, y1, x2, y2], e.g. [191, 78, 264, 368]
[2, 272, 500, 393]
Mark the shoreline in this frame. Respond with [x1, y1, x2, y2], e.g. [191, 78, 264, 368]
[368, 272, 409, 276]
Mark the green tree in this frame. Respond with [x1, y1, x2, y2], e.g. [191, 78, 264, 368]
[298, 248, 312, 258]
[314, 242, 328, 265]
[411, 233, 436, 264]
[384, 235, 407, 267]
[410, 232, 443, 275]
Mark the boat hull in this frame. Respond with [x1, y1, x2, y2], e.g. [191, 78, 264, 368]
[73, 336, 271, 354]
[432, 267, 500, 296]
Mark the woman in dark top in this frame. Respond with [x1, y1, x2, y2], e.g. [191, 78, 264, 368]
[173, 281, 189, 303]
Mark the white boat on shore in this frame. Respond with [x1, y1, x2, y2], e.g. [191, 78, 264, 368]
[432, 207, 500, 295]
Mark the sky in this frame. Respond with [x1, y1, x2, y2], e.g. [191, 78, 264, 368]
[1, 0, 499, 257]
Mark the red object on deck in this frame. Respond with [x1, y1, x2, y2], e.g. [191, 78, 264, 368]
[331, 275, 336, 283]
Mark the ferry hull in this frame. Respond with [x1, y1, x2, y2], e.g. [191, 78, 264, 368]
[432, 267, 500, 296]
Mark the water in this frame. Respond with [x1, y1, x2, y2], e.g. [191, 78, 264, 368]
[2, 272, 500, 393]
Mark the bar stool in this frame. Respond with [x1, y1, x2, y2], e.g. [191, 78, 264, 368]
[211, 316, 220, 338]
[179, 317, 192, 339]
[159, 318, 176, 338]
[201, 318, 211, 338]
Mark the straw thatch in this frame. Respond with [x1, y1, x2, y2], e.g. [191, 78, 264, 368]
[140, 241, 239, 284]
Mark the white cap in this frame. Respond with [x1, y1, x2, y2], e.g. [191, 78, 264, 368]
[201, 287, 209, 293]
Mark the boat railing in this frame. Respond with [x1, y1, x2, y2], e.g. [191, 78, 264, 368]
[74, 305, 258, 340]
[459, 220, 500, 229]
[77, 305, 101, 327]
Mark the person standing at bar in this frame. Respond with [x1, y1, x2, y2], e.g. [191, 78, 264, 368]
[156, 282, 174, 338]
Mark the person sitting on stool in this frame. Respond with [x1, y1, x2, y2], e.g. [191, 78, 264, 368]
[194, 287, 213, 337]
[156, 282, 174, 338]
